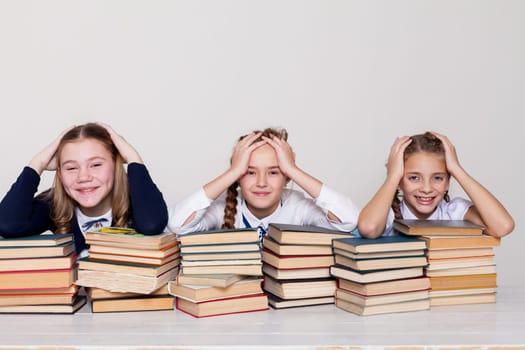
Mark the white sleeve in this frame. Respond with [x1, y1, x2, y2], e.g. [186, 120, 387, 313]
[313, 184, 360, 232]
[166, 188, 212, 234]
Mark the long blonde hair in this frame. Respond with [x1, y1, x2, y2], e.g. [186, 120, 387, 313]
[221, 127, 288, 229]
[45, 123, 130, 233]
[392, 131, 449, 220]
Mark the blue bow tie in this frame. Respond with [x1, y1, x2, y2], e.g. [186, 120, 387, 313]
[82, 218, 109, 231]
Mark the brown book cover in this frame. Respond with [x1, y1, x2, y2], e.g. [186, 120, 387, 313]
[0, 295, 86, 314]
[421, 234, 500, 250]
[263, 276, 336, 300]
[429, 273, 497, 290]
[337, 277, 431, 296]
[168, 277, 262, 302]
[91, 295, 174, 313]
[261, 248, 334, 269]
[267, 223, 352, 246]
[0, 267, 77, 290]
[262, 237, 333, 256]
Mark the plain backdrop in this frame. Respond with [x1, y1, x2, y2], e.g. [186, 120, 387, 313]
[0, 1, 523, 285]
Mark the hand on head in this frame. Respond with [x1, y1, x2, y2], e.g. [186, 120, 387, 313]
[385, 136, 412, 182]
[262, 135, 296, 177]
[28, 125, 76, 174]
[96, 122, 143, 164]
[230, 132, 267, 177]
[430, 131, 461, 175]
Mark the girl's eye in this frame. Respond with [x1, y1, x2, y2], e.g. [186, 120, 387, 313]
[247, 170, 256, 176]
[269, 170, 280, 176]
[433, 175, 445, 182]
[407, 175, 419, 181]
[65, 167, 78, 171]
[91, 163, 103, 168]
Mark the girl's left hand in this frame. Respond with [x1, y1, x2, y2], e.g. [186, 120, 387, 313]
[97, 122, 143, 164]
[263, 135, 296, 176]
[431, 131, 461, 175]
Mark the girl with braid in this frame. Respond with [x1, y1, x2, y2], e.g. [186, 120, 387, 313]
[357, 131, 514, 239]
[168, 127, 360, 241]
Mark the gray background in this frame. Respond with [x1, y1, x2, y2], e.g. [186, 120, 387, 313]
[0, 1, 522, 285]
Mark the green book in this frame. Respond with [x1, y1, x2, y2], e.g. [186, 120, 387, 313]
[0, 233, 73, 247]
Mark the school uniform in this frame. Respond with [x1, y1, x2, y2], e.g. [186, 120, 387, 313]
[167, 184, 360, 238]
[382, 197, 473, 236]
[0, 163, 168, 255]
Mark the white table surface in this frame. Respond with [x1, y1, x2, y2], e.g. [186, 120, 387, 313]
[0, 282, 524, 349]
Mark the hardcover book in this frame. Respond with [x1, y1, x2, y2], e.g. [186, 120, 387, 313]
[262, 237, 334, 256]
[0, 243, 75, 259]
[335, 288, 429, 307]
[175, 274, 245, 288]
[91, 295, 175, 313]
[262, 264, 331, 280]
[330, 265, 424, 284]
[261, 249, 334, 269]
[0, 233, 73, 247]
[337, 277, 431, 297]
[267, 293, 334, 309]
[267, 223, 352, 246]
[336, 297, 430, 316]
[332, 236, 426, 254]
[429, 273, 497, 290]
[86, 229, 177, 250]
[178, 228, 259, 246]
[334, 254, 428, 271]
[168, 277, 263, 302]
[0, 295, 86, 314]
[394, 219, 485, 236]
[0, 267, 77, 290]
[175, 293, 269, 318]
[420, 235, 500, 250]
[0, 253, 76, 272]
[263, 276, 336, 300]
[78, 257, 180, 277]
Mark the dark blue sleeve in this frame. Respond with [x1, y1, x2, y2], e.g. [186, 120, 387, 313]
[0, 167, 55, 237]
[127, 163, 168, 235]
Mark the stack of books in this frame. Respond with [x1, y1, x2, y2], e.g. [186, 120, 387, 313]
[330, 235, 430, 316]
[261, 224, 352, 309]
[395, 219, 500, 306]
[169, 228, 268, 317]
[0, 233, 86, 314]
[75, 228, 180, 312]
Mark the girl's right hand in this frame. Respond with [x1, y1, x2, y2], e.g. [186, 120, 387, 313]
[28, 125, 75, 175]
[229, 132, 266, 177]
[385, 136, 412, 182]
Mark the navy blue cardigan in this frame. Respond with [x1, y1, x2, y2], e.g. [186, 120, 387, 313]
[0, 163, 168, 253]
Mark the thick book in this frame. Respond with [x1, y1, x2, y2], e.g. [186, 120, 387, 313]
[180, 242, 261, 254]
[330, 265, 424, 284]
[429, 273, 497, 290]
[181, 251, 261, 261]
[175, 274, 245, 288]
[181, 258, 262, 267]
[168, 277, 263, 302]
[426, 255, 495, 271]
[88, 241, 180, 261]
[86, 284, 169, 300]
[336, 297, 430, 316]
[181, 263, 262, 276]
[267, 293, 334, 309]
[262, 237, 333, 256]
[0, 290, 77, 306]
[0, 233, 73, 247]
[0, 253, 76, 272]
[429, 287, 497, 298]
[91, 295, 175, 313]
[262, 264, 331, 280]
[178, 228, 259, 246]
[332, 236, 426, 254]
[261, 249, 334, 269]
[430, 292, 496, 306]
[337, 277, 431, 296]
[333, 247, 426, 260]
[421, 235, 500, 250]
[88, 250, 180, 266]
[267, 223, 352, 246]
[263, 276, 336, 300]
[334, 254, 427, 271]
[335, 288, 429, 307]
[0, 295, 86, 314]
[394, 219, 485, 236]
[86, 229, 177, 250]
[76, 266, 179, 294]
[78, 257, 180, 277]
[426, 247, 495, 259]
[175, 293, 269, 318]
[0, 243, 75, 259]
[425, 265, 497, 277]
[0, 267, 77, 290]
